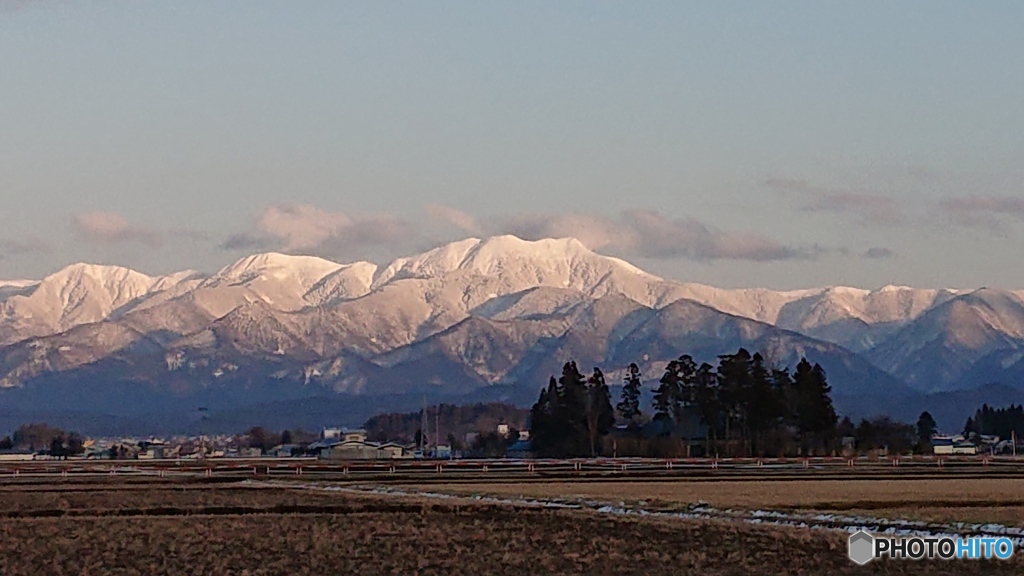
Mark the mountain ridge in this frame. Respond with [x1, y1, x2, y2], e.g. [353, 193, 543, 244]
[1, 235, 1022, 433]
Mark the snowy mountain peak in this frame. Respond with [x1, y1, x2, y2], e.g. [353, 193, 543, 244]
[46, 261, 153, 284]
[37, 262, 163, 307]
[878, 284, 916, 292]
[468, 235, 649, 275]
[209, 252, 343, 288]
[372, 238, 481, 287]
[823, 286, 871, 297]
[372, 235, 656, 290]
[0, 262, 172, 339]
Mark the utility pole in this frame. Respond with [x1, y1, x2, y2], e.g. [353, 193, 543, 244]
[434, 403, 440, 458]
[198, 407, 209, 460]
[420, 395, 427, 456]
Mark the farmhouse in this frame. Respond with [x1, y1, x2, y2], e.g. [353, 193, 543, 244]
[931, 436, 977, 455]
[316, 439, 410, 460]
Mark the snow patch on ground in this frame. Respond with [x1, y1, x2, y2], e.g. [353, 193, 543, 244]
[252, 480, 1024, 546]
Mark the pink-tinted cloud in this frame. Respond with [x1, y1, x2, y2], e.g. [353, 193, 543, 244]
[618, 209, 813, 261]
[225, 203, 414, 253]
[500, 212, 628, 253]
[764, 177, 907, 226]
[863, 247, 895, 260]
[230, 202, 826, 263]
[72, 212, 162, 247]
[425, 204, 482, 235]
[0, 238, 50, 258]
[938, 195, 1024, 230]
[479, 208, 816, 262]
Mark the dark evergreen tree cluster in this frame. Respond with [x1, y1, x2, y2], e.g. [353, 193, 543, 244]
[530, 349, 840, 458]
[616, 363, 643, 431]
[915, 411, 938, 453]
[963, 404, 1024, 440]
[649, 350, 839, 457]
[530, 362, 614, 457]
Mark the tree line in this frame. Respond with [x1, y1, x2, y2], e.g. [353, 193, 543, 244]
[530, 348, 840, 458]
[363, 402, 528, 445]
[0, 423, 84, 457]
[963, 404, 1024, 440]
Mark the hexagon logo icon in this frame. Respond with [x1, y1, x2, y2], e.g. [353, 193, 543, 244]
[848, 530, 875, 565]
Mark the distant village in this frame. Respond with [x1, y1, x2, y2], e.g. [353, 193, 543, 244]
[0, 421, 1020, 463]
[0, 423, 532, 463]
[2, 399, 1022, 463]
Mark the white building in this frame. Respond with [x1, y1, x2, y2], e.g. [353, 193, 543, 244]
[0, 450, 35, 462]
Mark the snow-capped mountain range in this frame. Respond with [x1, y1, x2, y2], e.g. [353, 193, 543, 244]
[1, 235, 1022, 433]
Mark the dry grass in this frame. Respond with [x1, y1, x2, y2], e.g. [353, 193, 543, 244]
[0, 480, 1019, 575]
[413, 479, 1024, 525]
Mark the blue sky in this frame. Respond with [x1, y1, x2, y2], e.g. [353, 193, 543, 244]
[1, 2, 1022, 289]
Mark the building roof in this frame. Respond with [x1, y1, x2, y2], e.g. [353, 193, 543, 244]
[507, 440, 532, 452]
[308, 439, 341, 450]
[325, 439, 390, 450]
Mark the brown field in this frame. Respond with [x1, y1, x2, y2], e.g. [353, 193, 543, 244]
[408, 478, 1024, 525]
[0, 483, 344, 515]
[0, 480, 1019, 575]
